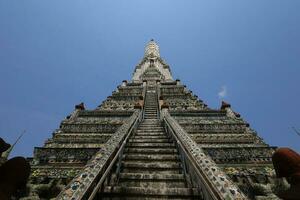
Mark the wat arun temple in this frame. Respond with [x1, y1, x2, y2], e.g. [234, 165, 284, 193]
[23, 41, 280, 199]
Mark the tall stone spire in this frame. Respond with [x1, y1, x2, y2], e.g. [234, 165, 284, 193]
[26, 41, 277, 200]
[132, 40, 173, 82]
[144, 39, 160, 58]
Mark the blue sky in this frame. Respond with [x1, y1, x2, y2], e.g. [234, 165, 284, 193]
[0, 1, 299, 157]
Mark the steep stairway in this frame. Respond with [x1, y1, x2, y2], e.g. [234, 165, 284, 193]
[100, 87, 201, 199]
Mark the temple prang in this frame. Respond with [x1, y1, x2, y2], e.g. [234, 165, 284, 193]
[20, 40, 280, 199]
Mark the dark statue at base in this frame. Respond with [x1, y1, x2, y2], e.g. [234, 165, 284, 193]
[0, 138, 30, 200]
[272, 147, 300, 200]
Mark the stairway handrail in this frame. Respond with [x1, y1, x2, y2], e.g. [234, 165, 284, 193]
[161, 109, 248, 200]
[142, 84, 147, 120]
[56, 110, 142, 200]
[155, 84, 160, 119]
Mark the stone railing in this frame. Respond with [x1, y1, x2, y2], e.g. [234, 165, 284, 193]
[161, 109, 248, 200]
[56, 110, 142, 200]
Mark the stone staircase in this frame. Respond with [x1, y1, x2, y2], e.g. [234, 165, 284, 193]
[100, 88, 201, 199]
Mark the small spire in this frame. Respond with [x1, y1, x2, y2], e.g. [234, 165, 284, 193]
[75, 102, 85, 110]
[220, 101, 231, 110]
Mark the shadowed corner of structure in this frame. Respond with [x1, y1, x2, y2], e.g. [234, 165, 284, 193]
[0, 137, 31, 200]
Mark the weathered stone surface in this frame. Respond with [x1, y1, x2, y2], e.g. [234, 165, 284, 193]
[23, 41, 278, 199]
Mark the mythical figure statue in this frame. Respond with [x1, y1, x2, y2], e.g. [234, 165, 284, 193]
[0, 137, 31, 200]
[272, 147, 300, 199]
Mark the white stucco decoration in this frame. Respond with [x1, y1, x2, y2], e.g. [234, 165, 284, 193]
[145, 39, 160, 58]
[132, 40, 173, 82]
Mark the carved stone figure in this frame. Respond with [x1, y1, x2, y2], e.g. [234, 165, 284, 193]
[272, 148, 300, 199]
[0, 138, 30, 200]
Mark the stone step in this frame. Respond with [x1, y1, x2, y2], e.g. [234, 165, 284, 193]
[117, 173, 188, 190]
[135, 132, 165, 135]
[142, 119, 160, 122]
[124, 148, 178, 154]
[137, 127, 164, 130]
[134, 133, 165, 137]
[140, 120, 160, 123]
[139, 124, 160, 127]
[138, 124, 161, 126]
[139, 122, 161, 125]
[129, 139, 170, 143]
[122, 161, 180, 168]
[124, 154, 179, 161]
[122, 165, 181, 174]
[139, 121, 161, 126]
[119, 173, 185, 181]
[135, 130, 165, 134]
[139, 123, 161, 126]
[126, 143, 175, 148]
[138, 124, 162, 127]
[137, 126, 162, 129]
[118, 179, 186, 188]
[102, 186, 201, 198]
[138, 124, 161, 127]
[136, 128, 164, 132]
[100, 196, 195, 200]
[133, 135, 168, 139]
[137, 126, 165, 132]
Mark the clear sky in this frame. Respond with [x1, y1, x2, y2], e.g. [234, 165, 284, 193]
[0, 1, 299, 158]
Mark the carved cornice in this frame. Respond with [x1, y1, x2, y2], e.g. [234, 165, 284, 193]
[34, 147, 100, 165]
[78, 110, 134, 117]
[203, 146, 276, 164]
[170, 110, 226, 116]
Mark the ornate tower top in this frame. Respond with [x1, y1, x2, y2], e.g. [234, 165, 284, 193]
[144, 39, 160, 58]
[132, 40, 173, 82]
